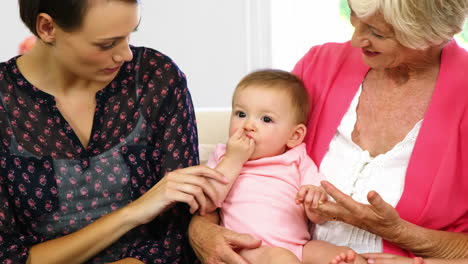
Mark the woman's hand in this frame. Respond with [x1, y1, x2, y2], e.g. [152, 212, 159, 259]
[316, 181, 405, 242]
[110, 258, 145, 264]
[296, 184, 329, 209]
[317, 181, 468, 259]
[126, 165, 228, 225]
[362, 253, 425, 264]
[296, 184, 329, 224]
[189, 213, 262, 264]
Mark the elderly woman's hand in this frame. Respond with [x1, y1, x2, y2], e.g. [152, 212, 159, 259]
[316, 181, 406, 242]
[189, 213, 262, 264]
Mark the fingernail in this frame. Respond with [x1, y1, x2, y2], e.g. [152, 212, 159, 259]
[367, 259, 375, 264]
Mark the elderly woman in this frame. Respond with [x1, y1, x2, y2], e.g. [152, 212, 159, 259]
[188, 0, 468, 263]
[0, 0, 227, 263]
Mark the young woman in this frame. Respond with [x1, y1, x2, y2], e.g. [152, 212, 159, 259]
[0, 1, 226, 263]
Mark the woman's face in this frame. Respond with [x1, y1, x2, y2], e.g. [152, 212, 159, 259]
[349, 10, 418, 70]
[52, 1, 140, 83]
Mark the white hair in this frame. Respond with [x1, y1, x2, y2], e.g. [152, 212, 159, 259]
[348, 0, 468, 49]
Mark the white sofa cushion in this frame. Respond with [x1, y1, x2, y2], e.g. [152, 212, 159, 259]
[195, 109, 231, 164]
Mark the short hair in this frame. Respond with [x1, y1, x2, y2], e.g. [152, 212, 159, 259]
[19, 0, 139, 36]
[348, 0, 468, 49]
[234, 69, 310, 124]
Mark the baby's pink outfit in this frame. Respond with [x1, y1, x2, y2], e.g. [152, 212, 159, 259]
[206, 143, 323, 259]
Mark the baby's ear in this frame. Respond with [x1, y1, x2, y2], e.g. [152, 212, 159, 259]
[286, 124, 306, 149]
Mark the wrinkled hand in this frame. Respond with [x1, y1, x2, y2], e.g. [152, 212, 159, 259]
[362, 253, 425, 264]
[296, 184, 329, 224]
[225, 128, 255, 164]
[127, 165, 228, 225]
[189, 214, 262, 264]
[315, 181, 405, 241]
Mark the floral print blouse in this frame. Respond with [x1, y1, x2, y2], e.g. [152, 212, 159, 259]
[0, 46, 199, 263]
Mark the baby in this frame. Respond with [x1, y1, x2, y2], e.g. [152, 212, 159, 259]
[205, 69, 368, 264]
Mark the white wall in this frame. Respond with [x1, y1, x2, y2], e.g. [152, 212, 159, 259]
[271, 0, 352, 70]
[132, 1, 272, 109]
[0, 1, 31, 62]
[0, 1, 271, 109]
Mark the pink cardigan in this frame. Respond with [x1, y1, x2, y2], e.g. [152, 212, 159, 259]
[293, 40, 468, 256]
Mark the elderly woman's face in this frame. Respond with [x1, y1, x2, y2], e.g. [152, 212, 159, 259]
[349, 11, 416, 70]
[52, 1, 140, 83]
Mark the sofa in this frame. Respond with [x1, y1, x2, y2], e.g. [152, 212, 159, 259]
[195, 109, 231, 164]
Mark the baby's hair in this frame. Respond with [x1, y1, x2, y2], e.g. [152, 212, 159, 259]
[234, 69, 310, 124]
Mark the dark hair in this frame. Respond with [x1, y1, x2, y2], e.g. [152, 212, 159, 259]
[19, 0, 139, 36]
[235, 69, 311, 124]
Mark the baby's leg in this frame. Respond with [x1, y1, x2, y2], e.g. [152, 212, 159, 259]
[240, 246, 301, 264]
[302, 241, 367, 264]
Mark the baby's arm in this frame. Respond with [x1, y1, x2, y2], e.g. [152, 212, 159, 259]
[204, 128, 255, 213]
[296, 185, 328, 224]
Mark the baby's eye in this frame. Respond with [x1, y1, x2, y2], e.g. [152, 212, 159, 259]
[262, 116, 273, 123]
[235, 111, 246, 118]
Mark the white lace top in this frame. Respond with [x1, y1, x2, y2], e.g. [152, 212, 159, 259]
[315, 86, 422, 253]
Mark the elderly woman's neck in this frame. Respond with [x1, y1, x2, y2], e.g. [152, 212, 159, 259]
[383, 45, 443, 85]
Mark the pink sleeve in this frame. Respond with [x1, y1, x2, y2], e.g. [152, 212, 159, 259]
[205, 144, 226, 169]
[298, 151, 323, 186]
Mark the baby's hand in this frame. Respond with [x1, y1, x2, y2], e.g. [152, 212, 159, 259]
[225, 128, 255, 164]
[296, 185, 328, 224]
[296, 184, 328, 209]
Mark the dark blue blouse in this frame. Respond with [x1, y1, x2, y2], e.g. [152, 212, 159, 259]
[0, 46, 199, 263]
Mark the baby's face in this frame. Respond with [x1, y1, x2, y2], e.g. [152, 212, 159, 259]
[229, 85, 299, 160]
